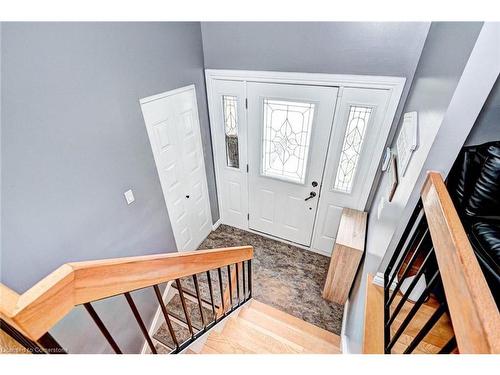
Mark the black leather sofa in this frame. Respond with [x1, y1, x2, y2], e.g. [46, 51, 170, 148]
[447, 141, 500, 306]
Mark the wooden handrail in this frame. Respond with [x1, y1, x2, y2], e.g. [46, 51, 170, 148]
[421, 172, 500, 353]
[0, 246, 253, 341]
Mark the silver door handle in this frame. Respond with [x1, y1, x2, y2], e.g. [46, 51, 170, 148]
[304, 192, 317, 201]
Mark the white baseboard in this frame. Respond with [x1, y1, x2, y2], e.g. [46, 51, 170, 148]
[372, 272, 384, 287]
[212, 219, 222, 231]
[141, 281, 175, 354]
[373, 271, 397, 290]
[340, 299, 350, 354]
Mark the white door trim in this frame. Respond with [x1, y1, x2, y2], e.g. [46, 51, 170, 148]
[140, 84, 196, 105]
[206, 69, 405, 90]
[206, 70, 405, 254]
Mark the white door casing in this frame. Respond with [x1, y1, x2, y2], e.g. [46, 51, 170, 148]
[140, 85, 212, 251]
[206, 70, 405, 256]
[247, 82, 338, 246]
[209, 80, 249, 230]
[312, 87, 393, 252]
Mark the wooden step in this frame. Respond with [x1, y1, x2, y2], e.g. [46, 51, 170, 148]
[219, 316, 301, 354]
[191, 299, 342, 354]
[202, 329, 256, 354]
[248, 299, 341, 347]
[238, 303, 340, 353]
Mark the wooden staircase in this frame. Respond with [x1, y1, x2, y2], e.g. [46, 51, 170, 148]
[187, 299, 340, 354]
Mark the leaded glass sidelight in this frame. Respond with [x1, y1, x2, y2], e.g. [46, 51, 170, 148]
[333, 106, 373, 193]
[261, 99, 315, 184]
[222, 95, 239, 168]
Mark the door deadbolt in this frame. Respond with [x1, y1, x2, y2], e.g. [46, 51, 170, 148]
[312, 181, 318, 187]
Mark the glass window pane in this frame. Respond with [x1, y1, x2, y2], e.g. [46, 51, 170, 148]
[262, 99, 315, 184]
[333, 106, 373, 193]
[223, 95, 239, 168]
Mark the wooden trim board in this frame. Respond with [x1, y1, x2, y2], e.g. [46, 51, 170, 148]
[363, 274, 384, 354]
[323, 208, 367, 304]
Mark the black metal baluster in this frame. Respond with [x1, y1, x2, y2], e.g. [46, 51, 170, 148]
[124, 292, 157, 354]
[384, 202, 424, 351]
[386, 270, 440, 352]
[192, 274, 206, 328]
[206, 271, 217, 320]
[242, 261, 247, 299]
[386, 218, 428, 299]
[84, 302, 122, 354]
[386, 230, 430, 308]
[384, 202, 424, 276]
[227, 265, 234, 309]
[217, 268, 225, 314]
[171, 282, 217, 308]
[153, 285, 179, 351]
[386, 248, 435, 328]
[37, 332, 66, 354]
[404, 303, 446, 354]
[175, 279, 194, 337]
[438, 337, 457, 354]
[248, 260, 252, 298]
[236, 263, 241, 306]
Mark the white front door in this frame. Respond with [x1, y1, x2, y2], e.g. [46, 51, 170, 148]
[247, 83, 338, 246]
[140, 86, 212, 251]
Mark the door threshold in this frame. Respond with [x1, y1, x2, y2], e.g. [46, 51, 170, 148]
[244, 226, 332, 257]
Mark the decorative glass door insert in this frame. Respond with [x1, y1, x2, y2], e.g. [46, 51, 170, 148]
[261, 99, 315, 184]
[333, 105, 372, 193]
[222, 95, 240, 168]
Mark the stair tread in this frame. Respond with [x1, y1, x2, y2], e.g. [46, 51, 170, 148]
[219, 316, 302, 354]
[153, 292, 215, 349]
[202, 329, 255, 354]
[238, 304, 340, 353]
[248, 299, 341, 347]
[169, 292, 215, 328]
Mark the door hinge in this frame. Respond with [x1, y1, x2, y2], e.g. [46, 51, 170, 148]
[245, 98, 248, 109]
[246, 164, 249, 173]
[247, 213, 250, 220]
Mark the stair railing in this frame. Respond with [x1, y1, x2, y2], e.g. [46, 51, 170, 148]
[383, 172, 499, 354]
[0, 246, 253, 354]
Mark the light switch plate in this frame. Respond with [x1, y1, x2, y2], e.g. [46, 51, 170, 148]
[124, 189, 135, 205]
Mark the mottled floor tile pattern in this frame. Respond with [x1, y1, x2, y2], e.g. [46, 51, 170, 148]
[198, 225, 344, 335]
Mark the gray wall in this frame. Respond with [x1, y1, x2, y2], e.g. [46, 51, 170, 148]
[0, 22, 216, 353]
[465, 75, 500, 146]
[344, 22, 484, 353]
[201, 22, 430, 208]
[201, 22, 429, 77]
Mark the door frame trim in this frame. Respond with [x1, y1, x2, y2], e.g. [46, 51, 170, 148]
[205, 69, 405, 254]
